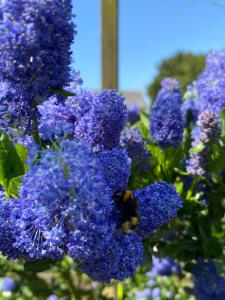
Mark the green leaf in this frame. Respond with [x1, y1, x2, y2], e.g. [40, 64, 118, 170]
[175, 181, 184, 194]
[8, 176, 23, 198]
[24, 259, 54, 273]
[15, 143, 28, 171]
[53, 87, 76, 97]
[0, 130, 25, 191]
[190, 142, 205, 154]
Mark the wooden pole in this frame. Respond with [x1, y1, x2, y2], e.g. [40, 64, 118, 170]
[101, 0, 118, 90]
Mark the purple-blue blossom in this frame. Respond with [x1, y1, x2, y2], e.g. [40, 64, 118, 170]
[12, 140, 116, 261]
[97, 148, 131, 195]
[79, 232, 144, 283]
[197, 51, 225, 114]
[127, 104, 140, 124]
[0, 0, 75, 125]
[134, 182, 182, 237]
[194, 259, 225, 300]
[120, 128, 150, 166]
[1, 277, 16, 293]
[73, 89, 127, 152]
[150, 78, 184, 149]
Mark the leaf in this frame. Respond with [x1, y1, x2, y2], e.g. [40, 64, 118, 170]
[190, 142, 205, 154]
[8, 176, 23, 198]
[24, 259, 54, 273]
[53, 87, 76, 97]
[175, 181, 184, 194]
[15, 143, 28, 171]
[0, 130, 25, 191]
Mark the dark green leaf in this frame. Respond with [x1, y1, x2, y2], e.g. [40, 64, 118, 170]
[24, 259, 54, 273]
[0, 130, 25, 191]
[8, 176, 23, 198]
[53, 87, 76, 97]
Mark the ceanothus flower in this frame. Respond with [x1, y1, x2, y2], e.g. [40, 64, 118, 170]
[127, 104, 140, 125]
[13, 140, 116, 261]
[186, 111, 220, 176]
[78, 232, 144, 283]
[149, 256, 181, 276]
[150, 78, 184, 149]
[182, 81, 199, 124]
[0, 196, 26, 259]
[1, 277, 16, 293]
[134, 182, 182, 237]
[97, 148, 131, 195]
[197, 51, 225, 114]
[74, 89, 127, 152]
[120, 128, 150, 166]
[194, 259, 225, 300]
[46, 296, 58, 300]
[38, 89, 127, 151]
[0, 0, 75, 124]
[38, 96, 77, 140]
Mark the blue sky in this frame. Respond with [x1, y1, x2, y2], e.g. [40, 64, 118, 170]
[72, 0, 225, 98]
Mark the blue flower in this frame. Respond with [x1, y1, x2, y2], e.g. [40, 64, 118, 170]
[46, 295, 58, 300]
[0, 0, 75, 124]
[134, 182, 182, 237]
[74, 89, 127, 152]
[150, 256, 181, 276]
[39, 89, 127, 151]
[97, 148, 131, 195]
[0, 196, 26, 259]
[1, 277, 16, 293]
[38, 96, 77, 140]
[152, 287, 161, 300]
[127, 104, 140, 125]
[150, 78, 184, 149]
[136, 288, 152, 299]
[13, 140, 116, 261]
[194, 259, 225, 300]
[79, 232, 144, 283]
[197, 51, 225, 114]
[120, 128, 150, 166]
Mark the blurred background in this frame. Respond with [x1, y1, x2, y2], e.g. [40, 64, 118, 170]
[72, 0, 225, 104]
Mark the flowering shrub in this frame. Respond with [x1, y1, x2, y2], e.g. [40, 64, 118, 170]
[0, 1, 224, 299]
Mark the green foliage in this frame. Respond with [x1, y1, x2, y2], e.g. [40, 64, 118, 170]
[0, 131, 27, 196]
[147, 52, 205, 101]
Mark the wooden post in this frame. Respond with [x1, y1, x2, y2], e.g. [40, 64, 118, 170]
[101, 0, 118, 90]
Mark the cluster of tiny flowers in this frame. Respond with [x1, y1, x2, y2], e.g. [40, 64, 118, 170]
[182, 81, 199, 124]
[127, 104, 140, 124]
[197, 51, 225, 114]
[147, 256, 181, 277]
[194, 259, 225, 300]
[150, 77, 184, 149]
[186, 111, 221, 175]
[120, 128, 150, 167]
[1, 277, 16, 296]
[97, 148, 131, 194]
[134, 182, 182, 238]
[39, 89, 127, 152]
[0, 0, 75, 125]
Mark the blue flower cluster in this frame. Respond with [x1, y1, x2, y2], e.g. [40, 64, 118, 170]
[0, 0, 75, 125]
[182, 81, 199, 124]
[1, 277, 16, 293]
[0, 0, 184, 284]
[186, 111, 221, 175]
[194, 259, 225, 300]
[150, 77, 184, 148]
[148, 256, 181, 277]
[127, 104, 140, 124]
[134, 182, 182, 237]
[197, 51, 225, 115]
[120, 128, 150, 167]
[39, 89, 127, 152]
